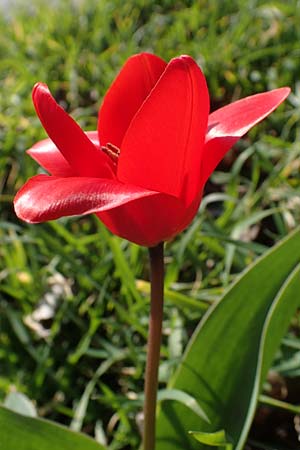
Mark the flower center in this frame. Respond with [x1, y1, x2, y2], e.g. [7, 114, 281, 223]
[101, 142, 120, 164]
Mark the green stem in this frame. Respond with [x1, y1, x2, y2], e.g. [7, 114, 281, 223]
[259, 394, 300, 414]
[143, 242, 164, 450]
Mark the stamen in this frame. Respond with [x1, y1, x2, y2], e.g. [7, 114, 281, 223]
[102, 142, 121, 163]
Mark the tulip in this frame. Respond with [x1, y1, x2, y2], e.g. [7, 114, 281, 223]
[14, 54, 290, 450]
[14, 53, 290, 247]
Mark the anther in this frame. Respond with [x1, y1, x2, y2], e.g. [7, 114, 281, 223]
[102, 142, 121, 163]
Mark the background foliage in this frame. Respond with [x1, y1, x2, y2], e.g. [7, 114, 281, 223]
[0, 0, 300, 449]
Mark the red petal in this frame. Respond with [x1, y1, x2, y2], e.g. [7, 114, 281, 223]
[98, 53, 167, 148]
[27, 138, 74, 176]
[117, 56, 209, 205]
[27, 131, 100, 177]
[98, 191, 202, 247]
[32, 84, 114, 178]
[85, 131, 100, 147]
[14, 174, 157, 223]
[202, 87, 291, 183]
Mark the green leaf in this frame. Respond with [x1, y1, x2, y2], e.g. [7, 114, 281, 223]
[0, 406, 106, 450]
[157, 389, 210, 423]
[156, 228, 300, 450]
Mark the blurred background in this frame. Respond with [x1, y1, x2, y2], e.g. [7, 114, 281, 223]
[0, 0, 300, 449]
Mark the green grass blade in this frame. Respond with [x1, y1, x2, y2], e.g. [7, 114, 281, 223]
[0, 406, 106, 450]
[157, 389, 210, 423]
[189, 429, 232, 450]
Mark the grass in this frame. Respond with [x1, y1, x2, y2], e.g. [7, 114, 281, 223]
[1, 0, 300, 449]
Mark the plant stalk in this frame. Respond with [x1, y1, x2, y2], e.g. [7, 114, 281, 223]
[143, 242, 164, 450]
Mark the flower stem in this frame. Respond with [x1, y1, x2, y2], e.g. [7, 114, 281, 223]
[143, 242, 164, 450]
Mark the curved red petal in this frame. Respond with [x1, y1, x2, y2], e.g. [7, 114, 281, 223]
[98, 191, 202, 247]
[117, 55, 209, 205]
[85, 131, 100, 147]
[14, 174, 157, 223]
[32, 83, 114, 178]
[27, 131, 100, 177]
[27, 138, 74, 176]
[98, 53, 167, 148]
[202, 87, 291, 183]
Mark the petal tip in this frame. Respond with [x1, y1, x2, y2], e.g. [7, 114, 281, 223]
[169, 55, 200, 69]
[268, 86, 291, 103]
[32, 81, 47, 94]
[13, 192, 29, 223]
[279, 86, 291, 98]
[178, 54, 194, 62]
[32, 83, 51, 118]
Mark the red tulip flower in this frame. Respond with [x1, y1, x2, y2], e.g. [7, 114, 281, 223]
[14, 53, 290, 246]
